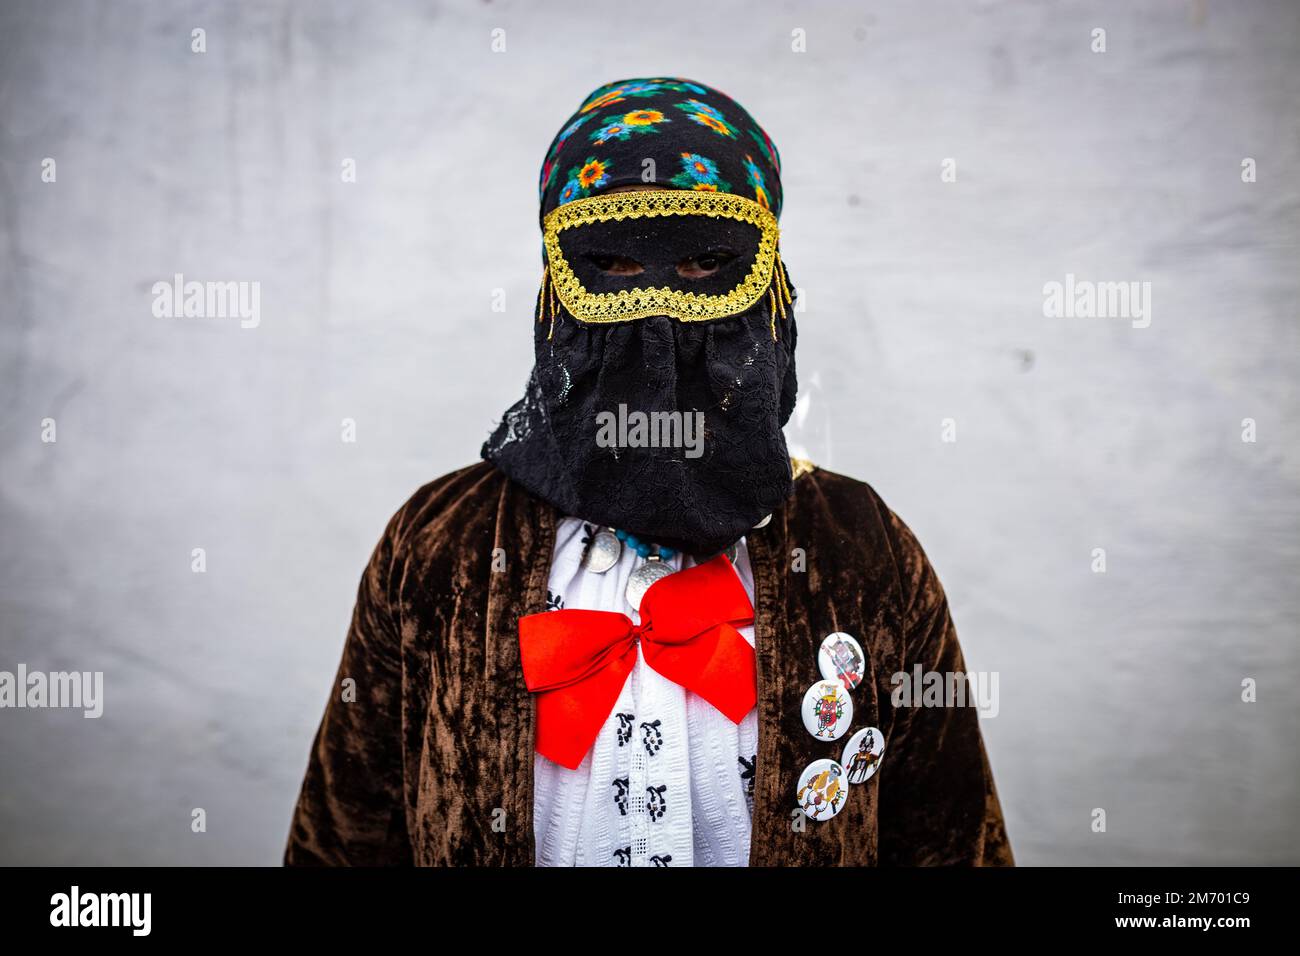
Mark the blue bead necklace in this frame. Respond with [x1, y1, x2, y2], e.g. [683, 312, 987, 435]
[581, 525, 679, 609]
[613, 528, 677, 561]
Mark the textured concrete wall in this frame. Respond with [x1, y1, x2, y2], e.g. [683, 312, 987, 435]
[1, 0, 1296, 864]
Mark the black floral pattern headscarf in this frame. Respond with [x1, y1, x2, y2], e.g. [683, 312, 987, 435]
[538, 77, 784, 224]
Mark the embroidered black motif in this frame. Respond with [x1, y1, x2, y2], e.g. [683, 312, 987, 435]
[612, 777, 630, 816]
[739, 754, 756, 796]
[613, 846, 632, 866]
[649, 854, 673, 867]
[640, 719, 664, 756]
[616, 712, 635, 746]
[581, 523, 597, 556]
[546, 590, 565, 611]
[646, 784, 668, 821]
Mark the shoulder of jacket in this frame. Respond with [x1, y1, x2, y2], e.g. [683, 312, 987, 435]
[791, 462, 942, 610]
[791, 461, 893, 530]
[378, 460, 509, 557]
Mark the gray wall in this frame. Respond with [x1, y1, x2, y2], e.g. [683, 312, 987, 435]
[1, 0, 1296, 865]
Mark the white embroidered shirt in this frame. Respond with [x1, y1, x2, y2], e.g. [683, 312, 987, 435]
[532, 516, 759, 867]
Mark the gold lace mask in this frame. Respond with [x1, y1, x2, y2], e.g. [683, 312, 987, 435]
[538, 189, 791, 329]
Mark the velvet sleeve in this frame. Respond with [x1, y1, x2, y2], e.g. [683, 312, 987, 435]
[875, 508, 1014, 866]
[283, 504, 413, 866]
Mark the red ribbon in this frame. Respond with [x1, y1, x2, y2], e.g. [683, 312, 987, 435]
[518, 554, 757, 770]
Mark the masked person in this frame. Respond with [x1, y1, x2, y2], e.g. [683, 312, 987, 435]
[285, 78, 1013, 867]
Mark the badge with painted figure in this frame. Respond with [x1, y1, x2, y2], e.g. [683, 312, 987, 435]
[796, 758, 848, 821]
[801, 679, 853, 741]
[841, 726, 885, 785]
[818, 631, 866, 691]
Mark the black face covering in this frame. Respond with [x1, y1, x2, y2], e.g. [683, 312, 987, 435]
[482, 78, 798, 557]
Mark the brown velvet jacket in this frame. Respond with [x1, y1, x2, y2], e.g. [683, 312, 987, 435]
[283, 459, 1013, 866]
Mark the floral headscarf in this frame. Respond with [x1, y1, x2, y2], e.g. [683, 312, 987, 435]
[538, 77, 784, 225]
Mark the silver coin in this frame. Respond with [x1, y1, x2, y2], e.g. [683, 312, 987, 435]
[625, 559, 675, 612]
[582, 528, 621, 574]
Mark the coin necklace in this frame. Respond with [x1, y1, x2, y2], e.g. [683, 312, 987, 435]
[580, 515, 769, 575]
[579, 520, 767, 612]
[579, 526, 679, 612]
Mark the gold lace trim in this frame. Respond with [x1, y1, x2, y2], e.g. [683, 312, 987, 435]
[790, 456, 816, 480]
[541, 189, 781, 323]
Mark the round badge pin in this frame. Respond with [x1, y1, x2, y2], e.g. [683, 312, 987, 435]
[818, 632, 866, 691]
[841, 726, 885, 785]
[796, 758, 849, 821]
[801, 679, 854, 741]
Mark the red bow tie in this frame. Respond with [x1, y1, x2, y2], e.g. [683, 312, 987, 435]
[518, 554, 757, 770]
